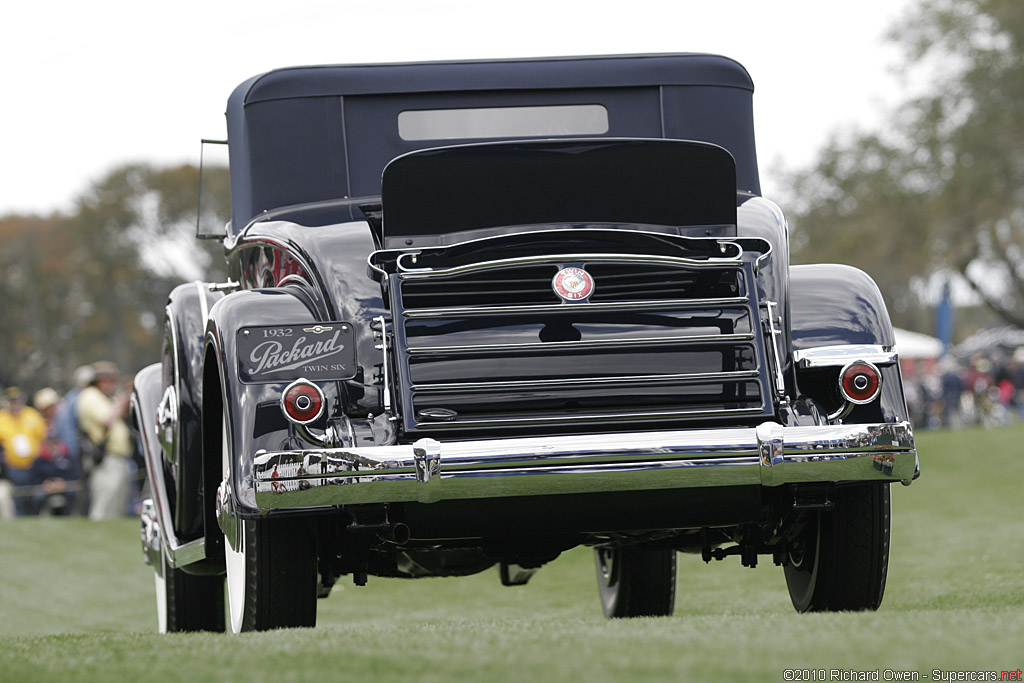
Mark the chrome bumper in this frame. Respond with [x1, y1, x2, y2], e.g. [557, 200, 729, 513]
[251, 421, 915, 510]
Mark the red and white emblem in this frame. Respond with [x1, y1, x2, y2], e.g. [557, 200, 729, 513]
[552, 267, 595, 302]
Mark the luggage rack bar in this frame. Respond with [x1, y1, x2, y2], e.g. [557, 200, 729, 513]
[407, 333, 756, 356]
[394, 247, 746, 278]
[412, 370, 762, 393]
[402, 296, 751, 319]
[411, 406, 769, 430]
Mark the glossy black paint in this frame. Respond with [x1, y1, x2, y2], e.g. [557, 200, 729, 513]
[130, 363, 163, 482]
[204, 288, 327, 513]
[736, 194, 792, 364]
[162, 283, 223, 539]
[790, 264, 896, 350]
[227, 220, 388, 418]
[790, 264, 909, 424]
[382, 139, 738, 248]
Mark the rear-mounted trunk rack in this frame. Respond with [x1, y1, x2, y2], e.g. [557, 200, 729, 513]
[372, 235, 784, 435]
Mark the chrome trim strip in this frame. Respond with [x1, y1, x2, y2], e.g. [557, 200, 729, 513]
[397, 251, 746, 278]
[131, 369, 207, 570]
[251, 421, 916, 509]
[764, 301, 786, 395]
[403, 296, 752, 319]
[407, 332, 756, 356]
[376, 315, 392, 414]
[165, 306, 181, 409]
[230, 236, 317, 285]
[168, 538, 207, 567]
[372, 228, 766, 269]
[793, 344, 898, 369]
[194, 280, 210, 325]
[827, 402, 855, 423]
[140, 499, 161, 570]
[278, 273, 315, 290]
[412, 370, 762, 393]
[367, 254, 387, 279]
[410, 406, 766, 429]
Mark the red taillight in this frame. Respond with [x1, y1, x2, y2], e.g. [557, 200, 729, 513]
[838, 361, 882, 404]
[280, 379, 324, 424]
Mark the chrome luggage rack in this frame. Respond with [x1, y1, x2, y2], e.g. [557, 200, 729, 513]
[369, 230, 782, 435]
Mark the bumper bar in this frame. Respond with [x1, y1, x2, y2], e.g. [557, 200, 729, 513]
[252, 421, 915, 510]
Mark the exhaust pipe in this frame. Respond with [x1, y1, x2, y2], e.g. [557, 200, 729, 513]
[383, 522, 411, 545]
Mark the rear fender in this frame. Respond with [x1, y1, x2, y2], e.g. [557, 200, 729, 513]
[203, 288, 336, 518]
[789, 264, 908, 424]
[161, 282, 224, 539]
[131, 363, 213, 571]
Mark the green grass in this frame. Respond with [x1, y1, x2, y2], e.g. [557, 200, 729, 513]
[1, 425, 1022, 682]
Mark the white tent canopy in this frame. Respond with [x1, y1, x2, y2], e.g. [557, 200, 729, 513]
[953, 326, 1024, 358]
[893, 328, 944, 359]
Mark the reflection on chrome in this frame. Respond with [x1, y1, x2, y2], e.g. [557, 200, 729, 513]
[140, 499, 161, 569]
[793, 344, 897, 369]
[251, 421, 915, 509]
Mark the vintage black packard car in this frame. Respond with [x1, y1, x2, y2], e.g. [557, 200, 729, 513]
[133, 54, 918, 632]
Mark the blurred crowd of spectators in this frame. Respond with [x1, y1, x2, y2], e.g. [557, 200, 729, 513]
[3, 346, 1021, 520]
[0, 362, 139, 520]
[902, 347, 1024, 430]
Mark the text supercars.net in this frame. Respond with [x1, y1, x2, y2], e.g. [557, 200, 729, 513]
[783, 669, 1022, 681]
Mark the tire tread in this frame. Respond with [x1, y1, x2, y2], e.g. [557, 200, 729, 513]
[784, 482, 890, 612]
[597, 546, 676, 618]
[243, 517, 318, 631]
[164, 560, 225, 632]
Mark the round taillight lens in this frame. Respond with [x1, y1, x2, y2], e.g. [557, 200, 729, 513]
[281, 380, 325, 424]
[838, 361, 882, 404]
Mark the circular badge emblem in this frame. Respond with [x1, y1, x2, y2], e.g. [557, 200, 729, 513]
[552, 267, 595, 302]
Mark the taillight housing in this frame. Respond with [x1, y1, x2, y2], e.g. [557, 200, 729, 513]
[838, 361, 882, 404]
[280, 379, 325, 424]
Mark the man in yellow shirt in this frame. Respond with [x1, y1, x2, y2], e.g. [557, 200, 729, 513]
[77, 362, 133, 520]
[0, 387, 47, 516]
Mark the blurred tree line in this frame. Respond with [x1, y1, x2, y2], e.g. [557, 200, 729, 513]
[0, 164, 229, 392]
[784, 0, 1024, 333]
[3, 0, 1021, 393]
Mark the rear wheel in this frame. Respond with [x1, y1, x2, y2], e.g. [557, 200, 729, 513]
[594, 545, 676, 618]
[784, 483, 890, 612]
[222, 410, 317, 633]
[156, 550, 225, 633]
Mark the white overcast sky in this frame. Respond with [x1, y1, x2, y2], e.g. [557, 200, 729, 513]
[1, 0, 919, 217]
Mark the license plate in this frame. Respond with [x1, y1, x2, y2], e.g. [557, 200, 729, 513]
[236, 323, 357, 384]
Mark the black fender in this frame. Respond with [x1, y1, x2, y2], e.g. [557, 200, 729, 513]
[203, 288, 330, 519]
[737, 195, 790, 325]
[159, 282, 224, 540]
[227, 219, 388, 416]
[131, 363, 163, 471]
[737, 195, 793, 385]
[131, 363, 164, 513]
[789, 264, 908, 424]
[131, 364, 165, 571]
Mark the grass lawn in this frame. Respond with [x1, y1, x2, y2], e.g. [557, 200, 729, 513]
[1, 424, 1021, 682]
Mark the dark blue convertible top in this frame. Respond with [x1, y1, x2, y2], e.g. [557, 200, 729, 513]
[226, 53, 760, 229]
